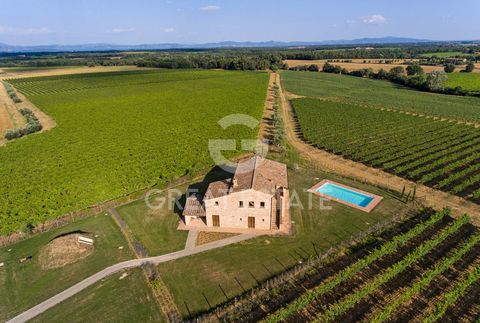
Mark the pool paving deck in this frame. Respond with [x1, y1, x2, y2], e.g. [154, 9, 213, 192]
[308, 179, 383, 213]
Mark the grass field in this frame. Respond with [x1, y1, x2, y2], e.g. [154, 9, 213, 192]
[0, 69, 268, 235]
[116, 191, 189, 256]
[0, 213, 133, 321]
[30, 269, 163, 322]
[157, 149, 409, 317]
[444, 72, 480, 92]
[281, 71, 480, 122]
[292, 99, 480, 203]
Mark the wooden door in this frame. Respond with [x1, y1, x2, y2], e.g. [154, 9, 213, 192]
[212, 215, 220, 227]
[248, 216, 255, 229]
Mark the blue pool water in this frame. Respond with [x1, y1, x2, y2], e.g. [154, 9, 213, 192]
[317, 182, 374, 208]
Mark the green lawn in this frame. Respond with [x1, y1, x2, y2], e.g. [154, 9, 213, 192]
[1, 69, 268, 235]
[116, 166, 233, 256]
[281, 71, 480, 121]
[116, 193, 188, 256]
[157, 149, 409, 317]
[0, 213, 133, 321]
[30, 269, 164, 323]
[444, 72, 480, 92]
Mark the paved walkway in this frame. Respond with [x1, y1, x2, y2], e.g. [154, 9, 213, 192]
[184, 230, 199, 250]
[7, 233, 257, 323]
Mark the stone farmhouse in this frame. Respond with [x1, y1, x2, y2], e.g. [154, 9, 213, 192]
[182, 155, 290, 232]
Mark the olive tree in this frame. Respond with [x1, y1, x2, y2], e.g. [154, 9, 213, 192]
[426, 71, 447, 91]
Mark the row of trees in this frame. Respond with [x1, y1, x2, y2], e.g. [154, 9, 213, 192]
[137, 54, 286, 70]
[320, 62, 469, 95]
[4, 108, 43, 140]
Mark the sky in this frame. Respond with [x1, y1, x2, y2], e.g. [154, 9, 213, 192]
[0, 0, 479, 46]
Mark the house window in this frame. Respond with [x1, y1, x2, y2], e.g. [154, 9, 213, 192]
[249, 201, 254, 208]
[239, 201, 244, 208]
[260, 202, 265, 208]
[215, 201, 219, 206]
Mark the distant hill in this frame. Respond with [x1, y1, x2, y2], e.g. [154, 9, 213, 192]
[0, 37, 469, 53]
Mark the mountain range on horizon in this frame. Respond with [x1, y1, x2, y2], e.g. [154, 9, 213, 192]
[0, 36, 477, 53]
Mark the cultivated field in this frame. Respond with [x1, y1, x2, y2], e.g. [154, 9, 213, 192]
[292, 99, 480, 203]
[444, 72, 480, 92]
[0, 65, 150, 80]
[281, 71, 480, 122]
[265, 209, 480, 322]
[0, 69, 268, 235]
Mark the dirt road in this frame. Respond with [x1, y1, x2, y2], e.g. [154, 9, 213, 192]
[276, 72, 480, 223]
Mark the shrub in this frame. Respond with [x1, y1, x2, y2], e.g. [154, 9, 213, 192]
[426, 71, 448, 91]
[406, 63, 424, 76]
[444, 63, 455, 73]
[465, 61, 475, 73]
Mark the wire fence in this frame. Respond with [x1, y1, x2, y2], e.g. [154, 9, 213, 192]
[188, 206, 423, 322]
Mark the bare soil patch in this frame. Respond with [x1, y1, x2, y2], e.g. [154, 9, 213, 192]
[196, 232, 239, 246]
[285, 60, 448, 73]
[38, 233, 94, 269]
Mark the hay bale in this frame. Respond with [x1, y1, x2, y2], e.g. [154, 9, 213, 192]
[38, 233, 94, 269]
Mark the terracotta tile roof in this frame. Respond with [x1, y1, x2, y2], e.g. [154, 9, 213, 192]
[183, 194, 206, 217]
[204, 155, 288, 199]
[251, 156, 288, 193]
[204, 179, 231, 200]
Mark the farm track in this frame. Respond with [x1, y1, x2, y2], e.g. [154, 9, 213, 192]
[0, 83, 23, 143]
[276, 73, 480, 223]
[0, 82, 56, 145]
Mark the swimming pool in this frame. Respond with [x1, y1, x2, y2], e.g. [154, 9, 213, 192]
[309, 180, 383, 212]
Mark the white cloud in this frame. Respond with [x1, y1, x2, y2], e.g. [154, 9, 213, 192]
[362, 15, 386, 25]
[199, 5, 221, 11]
[0, 26, 54, 35]
[109, 27, 136, 33]
[163, 27, 175, 33]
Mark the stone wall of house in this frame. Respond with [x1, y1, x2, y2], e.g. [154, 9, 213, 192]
[204, 189, 272, 230]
